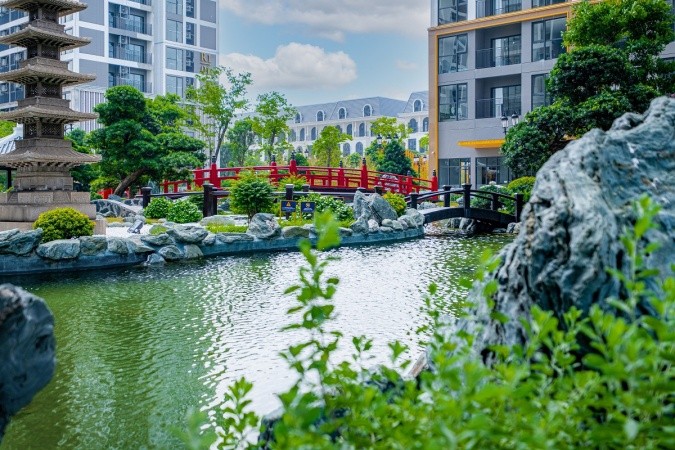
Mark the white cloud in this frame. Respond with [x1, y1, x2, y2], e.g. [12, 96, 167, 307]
[396, 59, 418, 71]
[219, 0, 428, 41]
[219, 43, 357, 90]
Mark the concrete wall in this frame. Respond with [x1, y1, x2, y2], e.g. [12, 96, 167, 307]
[79, 28, 105, 56]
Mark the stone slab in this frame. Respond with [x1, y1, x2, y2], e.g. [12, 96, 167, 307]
[0, 203, 97, 221]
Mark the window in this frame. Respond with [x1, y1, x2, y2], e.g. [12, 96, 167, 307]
[477, 0, 521, 18]
[423, 117, 429, 132]
[439, 83, 468, 121]
[166, 47, 184, 70]
[409, 119, 418, 133]
[358, 123, 366, 137]
[316, 111, 324, 122]
[488, 85, 521, 118]
[532, 17, 566, 61]
[186, 50, 194, 72]
[476, 157, 511, 186]
[532, 74, 551, 109]
[338, 107, 346, 119]
[295, 113, 302, 123]
[346, 124, 353, 136]
[532, 0, 565, 7]
[289, 130, 296, 142]
[310, 127, 317, 140]
[342, 143, 351, 156]
[186, 0, 195, 18]
[128, 14, 146, 34]
[491, 35, 521, 67]
[413, 99, 423, 112]
[128, 73, 145, 92]
[166, 75, 184, 97]
[363, 105, 372, 117]
[438, 0, 467, 24]
[126, 43, 144, 63]
[299, 128, 305, 141]
[442, 158, 471, 186]
[167, 19, 183, 43]
[356, 142, 364, 155]
[408, 139, 417, 151]
[186, 22, 195, 45]
[438, 34, 468, 74]
[167, 0, 182, 15]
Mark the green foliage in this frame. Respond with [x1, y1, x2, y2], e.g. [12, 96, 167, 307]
[166, 200, 203, 224]
[229, 171, 275, 220]
[149, 225, 169, 235]
[471, 183, 511, 210]
[205, 223, 248, 234]
[0, 120, 14, 138]
[370, 116, 408, 139]
[346, 152, 362, 168]
[222, 118, 256, 167]
[277, 174, 308, 191]
[502, 176, 537, 214]
[419, 134, 429, 152]
[311, 126, 351, 167]
[33, 207, 94, 242]
[144, 197, 173, 219]
[382, 192, 406, 217]
[292, 152, 308, 166]
[252, 91, 297, 161]
[66, 128, 100, 192]
[377, 139, 415, 176]
[299, 192, 354, 222]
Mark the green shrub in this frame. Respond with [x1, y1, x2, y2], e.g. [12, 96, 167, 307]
[144, 197, 173, 219]
[205, 223, 248, 234]
[166, 200, 202, 224]
[90, 192, 103, 200]
[299, 192, 354, 222]
[277, 174, 308, 191]
[472, 183, 513, 211]
[229, 171, 275, 220]
[506, 176, 536, 212]
[33, 207, 94, 242]
[149, 225, 168, 235]
[383, 192, 407, 217]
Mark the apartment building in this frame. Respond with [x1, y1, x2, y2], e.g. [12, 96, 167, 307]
[0, 0, 219, 131]
[428, 0, 675, 188]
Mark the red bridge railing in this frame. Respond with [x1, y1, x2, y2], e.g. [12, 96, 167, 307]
[160, 158, 438, 196]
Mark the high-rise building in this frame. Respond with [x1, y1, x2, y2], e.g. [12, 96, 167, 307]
[0, 0, 219, 132]
[428, 0, 675, 188]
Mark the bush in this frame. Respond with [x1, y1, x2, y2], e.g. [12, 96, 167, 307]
[383, 192, 406, 217]
[205, 223, 248, 234]
[278, 174, 308, 191]
[144, 197, 173, 219]
[472, 183, 513, 211]
[33, 207, 94, 242]
[166, 200, 202, 224]
[229, 171, 275, 220]
[299, 192, 354, 222]
[507, 176, 536, 202]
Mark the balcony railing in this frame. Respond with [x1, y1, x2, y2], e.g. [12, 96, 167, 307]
[476, 0, 521, 18]
[110, 16, 152, 35]
[475, 48, 521, 69]
[109, 47, 152, 64]
[110, 77, 152, 93]
[475, 96, 521, 119]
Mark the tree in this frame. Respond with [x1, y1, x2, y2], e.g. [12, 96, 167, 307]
[222, 118, 256, 167]
[252, 92, 296, 162]
[370, 117, 408, 139]
[311, 126, 351, 167]
[66, 128, 100, 192]
[185, 66, 251, 163]
[378, 138, 415, 176]
[419, 134, 429, 152]
[502, 0, 675, 176]
[347, 152, 362, 168]
[89, 86, 205, 196]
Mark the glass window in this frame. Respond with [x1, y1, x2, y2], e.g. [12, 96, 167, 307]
[166, 75, 184, 97]
[346, 124, 353, 136]
[532, 74, 551, 109]
[186, 22, 195, 46]
[532, 17, 566, 61]
[310, 127, 317, 140]
[338, 108, 346, 119]
[342, 143, 351, 156]
[126, 43, 144, 63]
[356, 142, 364, 155]
[438, 34, 468, 74]
[414, 99, 423, 112]
[299, 128, 305, 141]
[409, 119, 418, 133]
[167, 19, 183, 43]
[439, 83, 468, 121]
[358, 123, 366, 137]
[166, 47, 184, 70]
[442, 158, 471, 186]
[295, 113, 302, 123]
[363, 105, 372, 117]
[186, 0, 195, 18]
[477, 0, 521, 18]
[532, 0, 565, 7]
[476, 157, 511, 186]
[408, 139, 417, 151]
[167, 0, 182, 15]
[491, 85, 521, 117]
[316, 111, 324, 122]
[423, 117, 429, 132]
[128, 73, 145, 92]
[438, 0, 468, 24]
[491, 35, 521, 67]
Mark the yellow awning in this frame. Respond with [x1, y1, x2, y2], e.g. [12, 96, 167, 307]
[457, 139, 504, 149]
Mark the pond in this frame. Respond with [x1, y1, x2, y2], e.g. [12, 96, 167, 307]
[1, 234, 511, 449]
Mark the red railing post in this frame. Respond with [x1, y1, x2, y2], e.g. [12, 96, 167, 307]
[209, 156, 219, 188]
[162, 182, 168, 194]
[337, 161, 345, 187]
[360, 158, 368, 189]
[431, 169, 438, 192]
[270, 155, 278, 183]
[406, 171, 413, 194]
[194, 168, 204, 188]
[289, 153, 298, 176]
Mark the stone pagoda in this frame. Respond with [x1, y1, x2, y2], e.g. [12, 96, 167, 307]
[0, 0, 100, 230]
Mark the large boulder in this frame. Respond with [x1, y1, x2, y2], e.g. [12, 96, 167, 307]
[79, 236, 108, 256]
[461, 97, 675, 360]
[247, 213, 281, 239]
[0, 229, 42, 256]
[141, 233, 175, 247]
[368, 194, 398, 223]
[167, 225, 209, 244]
[404, 208, 425, 227]
[0, 284, 56, 440]
[352, 191, 372, 222]
[282, 226, 311, 239]
[216, 233, 255, 244]
[36, 240, 80, 260]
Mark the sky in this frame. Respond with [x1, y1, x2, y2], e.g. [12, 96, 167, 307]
[217, 0, 430, 108]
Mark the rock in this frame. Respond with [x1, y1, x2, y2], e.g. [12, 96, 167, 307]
[247, 213, 281, 239]
[380, 226, 393, 233]
[184, 245, 203, 260]
[404, 208, 425, 227]
[506, 222, 521, 234]
[158, 245, 183, 261]
[446, 218, 462, 229]
[79, 236, 108, 256]
[123, 216, 134, 224]
[133, 215, 146, 224]
[381, 219, 395, 228]
[352, 191, 371, 221]
[141, 233, 175, 246]
[461, 97, 675, 363]
[350, 217, 369, 234]
[200, 216, 235, 227]
[282, 226, 311, 239]
[302, 224, 317, 234]
[390, 220, 404, 231]
[36, 240, 80, 260]
[126, 237, 155, 254]
[0, 284, 55, 440]
[367, 219, 380, 233]
[338, 227, 353, 237]
[493, 228, 507, 234]
[396, 219, 409, 230]
[108, 194, 123, 202]
[96, 214, 105, 221]
[367, 194, 398, 223]
[216, 233, 255, 244]
[398, 216, 417, 229]
[167, 225, 209, 244]
[145, 254, 166, 266]
[107, 237, 130, 254]
[418, 201, 436, 210]
[202, 233, 216, 246]
[0, 229, 42, 256]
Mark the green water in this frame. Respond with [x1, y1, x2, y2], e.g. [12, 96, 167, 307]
[0, 234, 511, 449]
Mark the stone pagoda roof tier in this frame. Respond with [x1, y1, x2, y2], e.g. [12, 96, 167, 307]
[0, 62, 95, 86]
[0, 140, 100, 169]
[0, 24, 91, 50]
[0, 0, 87, 16]
[0, 105, 97, 124]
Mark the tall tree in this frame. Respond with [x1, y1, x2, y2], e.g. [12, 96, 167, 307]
[311, 126, 351, 167]
[378, 138, 415, 176]
[222, 117, 256, 167]
[370, 117, 408, 139]
[252, 92, 296, 161]
[89, 86, 205, 196]
[185, 66, 251, 163]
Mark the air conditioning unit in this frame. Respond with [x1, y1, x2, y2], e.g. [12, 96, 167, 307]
[120, 6, 129, 16]
[119, 35, 128, 45]
[119, 66, 130, 78]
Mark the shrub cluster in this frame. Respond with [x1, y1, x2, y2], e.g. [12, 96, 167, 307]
[299, 192, 354, 223]
[166, 200, 203, 224]
[144, 197, 172, 219]
[277, 174, 308, 191]
[382, 192, 406, 217]
[229, 172, 275, 220]
[33, 207, 94, 242]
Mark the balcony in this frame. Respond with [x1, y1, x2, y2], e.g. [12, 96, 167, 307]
[109, 47, 152, 64]
[476, 0, 521, 18]
[475, 96, 521, 119]
[109, 77, 152, 93]
[476, 48, 521, 69]
[110, 16, 152, 35]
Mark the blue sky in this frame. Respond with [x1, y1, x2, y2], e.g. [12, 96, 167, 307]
[217, 0, 430, 107]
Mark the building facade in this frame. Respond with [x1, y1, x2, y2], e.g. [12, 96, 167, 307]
[428, 0, 675, 188]
[0, 0, 219, 132]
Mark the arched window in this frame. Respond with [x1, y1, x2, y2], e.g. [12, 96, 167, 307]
[342, 143, 351, 156]
[414, 99, 423, 112]
[316, 111, 324, 122]
[358, 123, 366, 137]
[346, 124, 353, 136]
[356, 142, 364, 155]
[409, 119, 418, 133]
[310, 127, 317, 141]
[299, 128, 305, 141]
[338, 107, 346, 120]
[289, 130, 297, 142]
[423, 117, 429, 132]
[363, 104, 372, 117]
[295, 113, 302, 123]
[336, 125, 342, 133]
